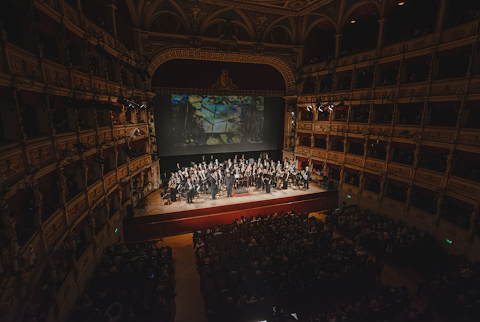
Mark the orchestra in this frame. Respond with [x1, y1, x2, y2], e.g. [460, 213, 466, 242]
[165, 154, 315, 204]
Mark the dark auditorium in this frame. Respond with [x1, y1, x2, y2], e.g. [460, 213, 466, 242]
[2, 0, 480, 322]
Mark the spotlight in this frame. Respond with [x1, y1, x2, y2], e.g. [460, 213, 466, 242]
[291, 111, 295, 116]
[351, 20, 356, 24]
[398, 1, 405, 5]
[307, 105, 312, 112]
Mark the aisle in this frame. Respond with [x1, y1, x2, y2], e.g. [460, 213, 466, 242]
[157, 233, 208, 322]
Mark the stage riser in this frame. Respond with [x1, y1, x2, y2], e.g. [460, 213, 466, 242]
[127, 191, 338, 225]
[124, 195, 338, 242]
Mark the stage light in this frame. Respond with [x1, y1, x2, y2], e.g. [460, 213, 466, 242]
[446, 239, 453, 244]
[115, 228, 118, 233]
[307, 105, 312, 112]
[398, 1, 405, 6]
[351, 20, 356, 24]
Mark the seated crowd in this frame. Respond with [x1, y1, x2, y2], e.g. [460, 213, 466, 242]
[193, 211, 383, 322]
[69, 242, 176, 322]
[418, 255, 480, 322]
[308, 284, 432, 322]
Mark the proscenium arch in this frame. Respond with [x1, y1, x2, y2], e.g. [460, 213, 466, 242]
[146, 48, 297, 95]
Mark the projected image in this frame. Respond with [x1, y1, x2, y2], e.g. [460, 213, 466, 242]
[172, 95, 264, 146]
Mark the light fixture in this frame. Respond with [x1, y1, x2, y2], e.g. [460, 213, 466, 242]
[351, 20, 356, 24]
[398, 1, 405, 5]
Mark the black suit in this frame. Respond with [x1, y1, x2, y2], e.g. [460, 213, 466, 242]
[225, 175, 235, 197]
[210, 175, 218, 199]
[186, 181, 194, 203]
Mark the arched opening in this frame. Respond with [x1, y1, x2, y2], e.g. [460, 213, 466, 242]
[385, 0, 440, 45]
[304, 19, 336, 64]
[341, 2, 380, 56]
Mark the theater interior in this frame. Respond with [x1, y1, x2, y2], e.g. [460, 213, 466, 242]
[1, 0, 480, 321]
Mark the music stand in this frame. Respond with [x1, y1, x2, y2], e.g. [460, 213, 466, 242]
[235, 179, 249, 196]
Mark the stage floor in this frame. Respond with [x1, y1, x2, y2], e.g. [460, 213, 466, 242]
[141, 183, 327, 217]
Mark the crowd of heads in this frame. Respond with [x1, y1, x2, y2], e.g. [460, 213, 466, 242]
[69, 242, 175, 322]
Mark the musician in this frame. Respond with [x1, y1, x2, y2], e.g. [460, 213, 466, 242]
[304, 166, 311, 189]
[227, 158, 233, 170]
[283, 170, 289, 189]
[210, 171, 218, 200]
[168, 176, 177, 202]
[263, 169, 272, 193]
[176, 163, 181, 172]
[216, 169, 223, 191]
[225, 171, 235, 198]
[186, 178, 194, 204]
[201, 155, 206, 164]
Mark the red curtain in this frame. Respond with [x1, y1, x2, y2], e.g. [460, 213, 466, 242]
[130, 138, 148, 151]
[439, 46, 471, 58]
[327, 163, 340, 170]
[406, 54, 431, 64]
[296, 156, 308, 162]
[467, 100, 480, 108]
[380, 61, 400, 69]
[312, 159, 324, 165]
[388, 178, 408, 187]
[429, 101, 459, 110]
[414, 185, 436, 196]
[329, 135, 344, 140]
[314, 134, 327, 139]
[103, 147, 114, 158]
[422, 145, 449, 155]
[20, 90, 43, 106]
[37, 171, 56, 190]
[394, 142, 416, 150]
[335, 105, 348, 111]
[297, 132, 311, 138]
[347, 137, 365, 143]
[68, 30, 84, 45]
[63, 161, 79, 175]
[345, 167, 360, 174]
[456, 150, 480, 161]
[446, 196, 473, 209]
[365, 172, 380, 180]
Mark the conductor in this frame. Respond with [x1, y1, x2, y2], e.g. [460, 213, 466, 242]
[225, 171, 235, 198]
[210, 172, 218, 200]
[186, 178, 194, 204]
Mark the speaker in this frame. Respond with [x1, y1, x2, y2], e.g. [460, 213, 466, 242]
[327, 180, 334, 190]
[126, 204, 134, 217]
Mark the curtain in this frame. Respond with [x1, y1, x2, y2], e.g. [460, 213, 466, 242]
[314, 134, 327, 139]
[394, 142, 416, 150]
[103, 147, 114, 158]
[429, 101, 459, 110]
[422, 145, 449, 155]
[380, 61, 400, 69]
[345, 167, 360, 174]
[37, 171, 56, 190]
[456, 150, 480, 162]
[335, 105, 348, 111]
[347, 137, 364, 144]
[388, 178, 408, 187]
[68, 30, 84, 45]
[36, 10, 58, 37]
[414, 185, 436, 196]
[439, 46, 471, 58]
[297, 132, 311, 138]
[296, 156, 308, 162]
[20, 90, 43, 107]
[312, 159, 324, 165]
[406, 54, 431, 64]
[467, 100, 480, 108]
[73, 216, 88, 233]
[329, 135, 344, 140]
[63, 161, 79, 175]
[327, 163, 340, 170]
[446, 196, 473, 209]
[365, 172, 380, 180]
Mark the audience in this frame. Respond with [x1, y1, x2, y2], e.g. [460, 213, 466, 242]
[69, 242, 176, 322]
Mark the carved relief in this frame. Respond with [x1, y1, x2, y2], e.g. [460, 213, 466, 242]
[0, 154, 25, 183]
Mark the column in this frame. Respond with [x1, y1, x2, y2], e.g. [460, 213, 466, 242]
[334, 34, 343, 59]
[436, 0, 451, 32]
[377, 18, 387, 49]
[104, 1, 117, 37]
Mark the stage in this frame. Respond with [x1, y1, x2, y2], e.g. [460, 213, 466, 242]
[124, 183, 339, 242]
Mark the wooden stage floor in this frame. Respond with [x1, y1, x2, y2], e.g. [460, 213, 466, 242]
[140, 183, 327, 217]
